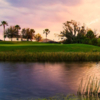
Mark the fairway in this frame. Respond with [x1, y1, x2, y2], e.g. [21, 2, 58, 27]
[0, 41, 100, 52]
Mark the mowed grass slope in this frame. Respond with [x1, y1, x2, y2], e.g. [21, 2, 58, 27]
[0, 41, 100, 52]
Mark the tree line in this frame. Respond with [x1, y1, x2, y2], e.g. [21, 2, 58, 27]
[0, 21, 50, 41]
[1, 20, 100, 46]
[60, 20, 100, 46]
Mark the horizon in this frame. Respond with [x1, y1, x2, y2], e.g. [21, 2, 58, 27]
[0, 0, 100, 41]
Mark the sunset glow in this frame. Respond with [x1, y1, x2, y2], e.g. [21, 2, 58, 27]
[0, 0, 100, 40]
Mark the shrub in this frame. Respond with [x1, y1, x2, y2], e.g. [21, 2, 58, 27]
[91, 38, 98, 45]
[63, 39, 72, 44]
[86, 30, 95, 39]
[82, 38, 89, 44]
[97, 38, 100, 46]
[92, 49, 98, 52]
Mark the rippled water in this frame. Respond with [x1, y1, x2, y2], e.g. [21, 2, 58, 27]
[0, 62, 100, 100]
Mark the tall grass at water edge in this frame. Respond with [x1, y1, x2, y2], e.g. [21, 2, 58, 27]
[77, 76, 100, 100]
[1, 52, 100, 61]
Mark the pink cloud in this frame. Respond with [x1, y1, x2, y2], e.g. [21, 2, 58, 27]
[6, 0, 82, 8]
[0, 0, 100, 40]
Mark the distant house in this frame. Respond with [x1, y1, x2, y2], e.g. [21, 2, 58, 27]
[40, 39, 58, 43]
[8, 38, 36, 41]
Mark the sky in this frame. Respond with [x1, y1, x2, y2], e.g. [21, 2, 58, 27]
[0, 0, 100, 41]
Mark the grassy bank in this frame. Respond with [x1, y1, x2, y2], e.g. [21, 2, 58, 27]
[0, 41, 100, 52]
[0, 42, 100, 61]
[1, 52, 100, 62]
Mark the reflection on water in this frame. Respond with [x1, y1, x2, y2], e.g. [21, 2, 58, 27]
[0, 62, 100, 100]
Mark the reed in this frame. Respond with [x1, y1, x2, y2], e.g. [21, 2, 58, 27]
[77, 76, 100, 99]
[0, 52, 100, 62]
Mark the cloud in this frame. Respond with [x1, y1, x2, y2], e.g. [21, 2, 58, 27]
[5, 0, 82, 8]
[86, 19, 100, 26]
[0, 0, 100, 40]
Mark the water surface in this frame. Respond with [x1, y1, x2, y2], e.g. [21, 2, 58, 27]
[0, 62, 100, 100]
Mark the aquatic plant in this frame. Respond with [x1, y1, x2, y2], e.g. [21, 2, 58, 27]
[35, 94, 79, 100]
[77, 76, 100, 99]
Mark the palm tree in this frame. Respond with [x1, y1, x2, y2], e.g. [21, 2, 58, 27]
[30, 29, 35, 41]
[15, 25, 21, 41]
[0, 21, 8, 41]
[43, 29, 50, 42]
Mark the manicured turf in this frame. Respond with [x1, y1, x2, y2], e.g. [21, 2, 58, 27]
[0, 41, 100, 52]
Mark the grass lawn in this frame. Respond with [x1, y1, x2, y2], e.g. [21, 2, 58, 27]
[0, 41, 100, 52]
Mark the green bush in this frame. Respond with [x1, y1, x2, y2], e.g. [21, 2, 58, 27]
[97, 38, 100, 46]
[88, 40, 92, 45]
[92, 49, 98, 52]
[63, 39, 72, 44]
[82, 38, 89, 44]
[86, 30, 95, 39]
[91, 38, 98, 45]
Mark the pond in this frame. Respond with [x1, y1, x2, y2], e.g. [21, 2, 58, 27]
[0, 62, 100, 100]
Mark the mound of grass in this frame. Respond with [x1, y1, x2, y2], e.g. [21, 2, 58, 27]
[0, 42, 100, 52]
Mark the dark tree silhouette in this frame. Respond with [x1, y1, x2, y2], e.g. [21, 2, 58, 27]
[21, 28, 35, 41]
[0, 21, 8, 41]
[21, 28, 26, 41]
[35, 33, 42, 42]
[60, 20, 86, 43]
[86, 30, 96, 39]
[43, 29, 50, 42]
[30, 29, 35, 41]
[15, 25, 21, 41]
[5, 26, 17, 41]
